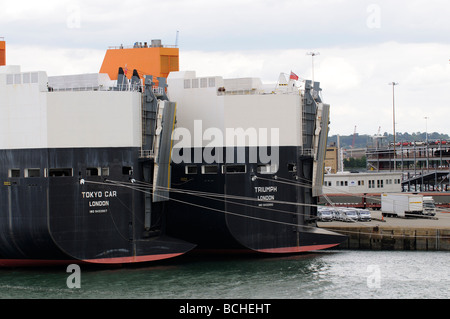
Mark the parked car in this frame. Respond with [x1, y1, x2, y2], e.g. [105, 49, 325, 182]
[357, 209, 372, 221]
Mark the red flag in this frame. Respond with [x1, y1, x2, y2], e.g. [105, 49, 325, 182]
[289, 71, 299, 80]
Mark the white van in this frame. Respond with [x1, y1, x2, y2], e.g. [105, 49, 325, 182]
[341, 209, 359, 222]
[317, 209, 334, 222]
[357, 209, 372, 221]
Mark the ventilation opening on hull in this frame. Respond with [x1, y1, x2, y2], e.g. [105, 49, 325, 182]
[25, 168, 40, 178]
[122, 166, 133, 175]
[287, 163, 297, 172]
[86, 167, 100, 176]
[185, 165, 198, 174]
[257, 164, 278, 174]
[8, 169, 20, 178]
[222, 164, 246, 174]
[202, 165, 218, 174]
[49, 168, 73, 177]
[102, 167, 110, 176]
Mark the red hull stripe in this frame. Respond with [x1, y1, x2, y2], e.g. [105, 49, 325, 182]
[0, 253, 185, 267]
[256, 243, 340, 254]
[81, 253, 185, 264]
[193, 243, 340, 255]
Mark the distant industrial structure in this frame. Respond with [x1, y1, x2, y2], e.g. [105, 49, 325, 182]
[325, 132, 450, 193]
[366, 139, 450, 192]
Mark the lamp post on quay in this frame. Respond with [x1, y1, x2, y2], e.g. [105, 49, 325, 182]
[388, 82, 399, 171]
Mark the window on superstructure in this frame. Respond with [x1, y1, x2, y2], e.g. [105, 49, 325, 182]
[192, 79, 199, 88]
[14, 74, 21, 84]
[8, 169, 20, 178]
[23, 73, 30, 84]
[208, 78, 215, 87]
[200, 78, 207, 88]
[31, 72, 39, 83]
[184, 79, 191, 89]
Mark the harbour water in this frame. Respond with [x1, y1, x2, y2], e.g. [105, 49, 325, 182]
[0, 250, 448, 300]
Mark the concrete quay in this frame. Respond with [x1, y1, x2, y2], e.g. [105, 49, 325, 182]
[318, 210, 450, 251]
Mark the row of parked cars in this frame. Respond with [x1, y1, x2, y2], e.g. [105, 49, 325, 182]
[317, 207, 372, 222]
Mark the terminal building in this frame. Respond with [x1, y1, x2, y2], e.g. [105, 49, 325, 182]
[320, 137, 450, 208]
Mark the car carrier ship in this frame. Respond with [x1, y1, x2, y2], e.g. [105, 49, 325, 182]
[163, 70, 345, 253]
[0, 39, 345, 266]
[0, 39, 195, 266]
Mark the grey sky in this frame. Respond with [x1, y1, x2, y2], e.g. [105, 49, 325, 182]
[1, 0, 450, 136]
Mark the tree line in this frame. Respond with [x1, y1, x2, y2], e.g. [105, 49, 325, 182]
[343, 156, 367, 169]
[328, 132, 450, 149]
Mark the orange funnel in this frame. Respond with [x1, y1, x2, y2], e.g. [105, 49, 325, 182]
[0, 38, 5, 66]
[99, 40, 179, 81]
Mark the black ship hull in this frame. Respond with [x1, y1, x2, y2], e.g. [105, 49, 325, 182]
[165, 146, 347, 254]
[0, 146, 345, 266]
[0, 147, 195, 267]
